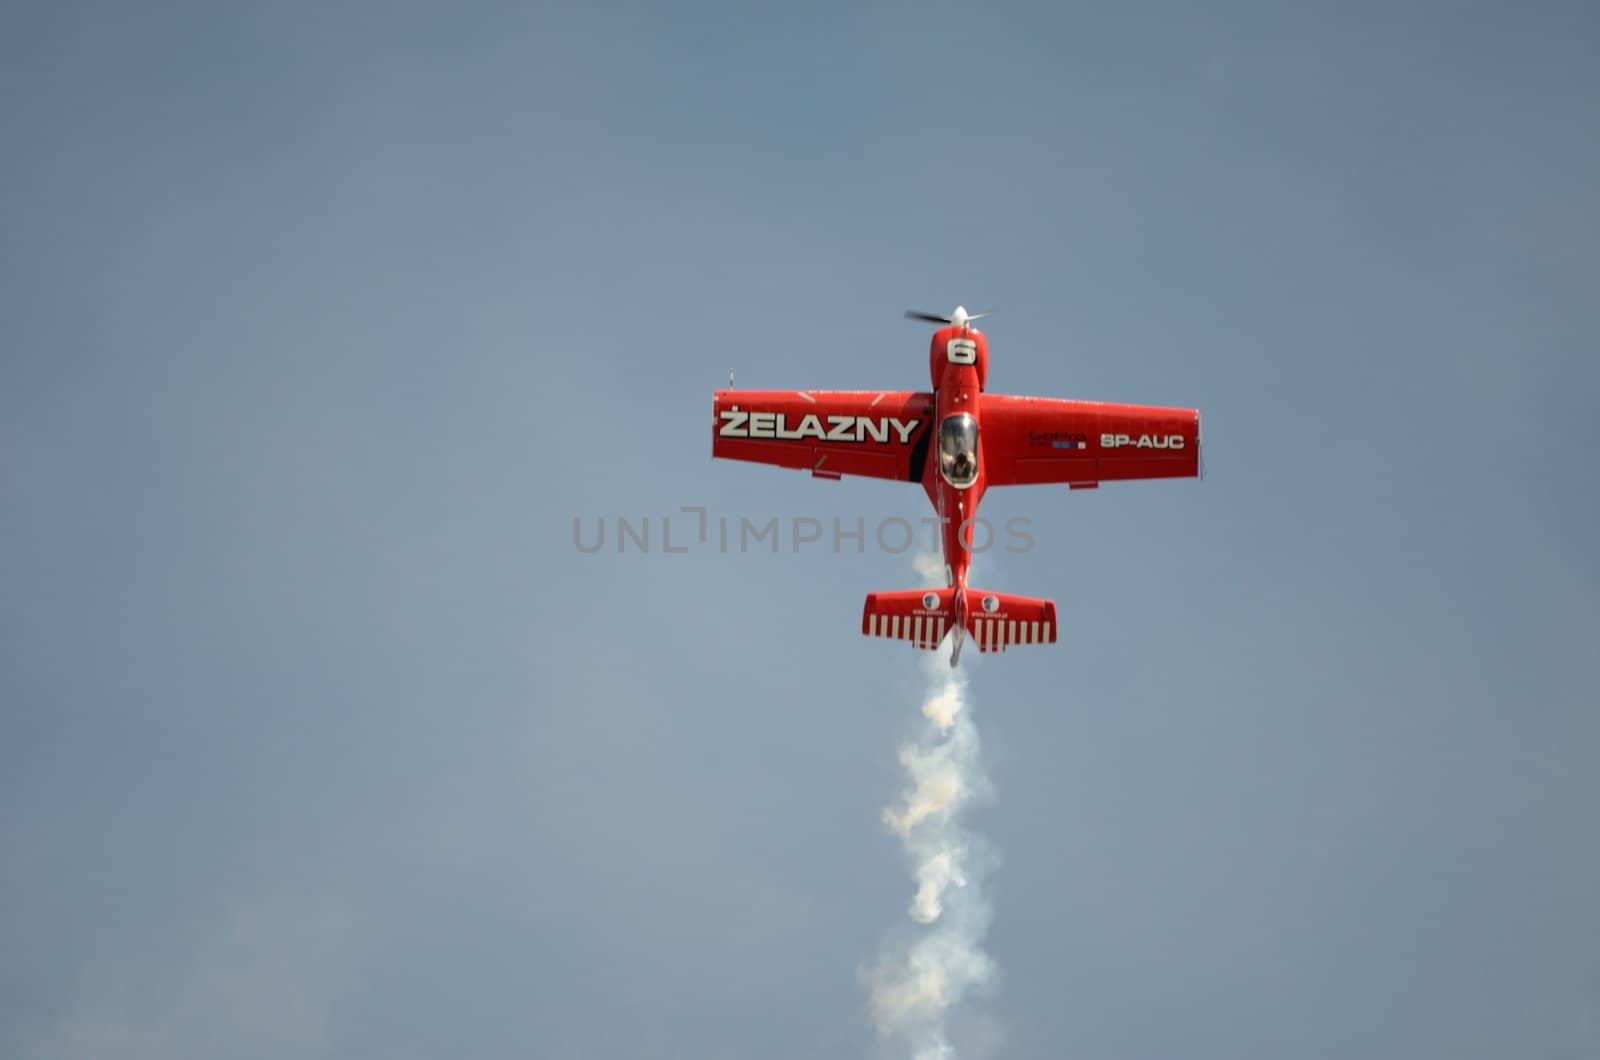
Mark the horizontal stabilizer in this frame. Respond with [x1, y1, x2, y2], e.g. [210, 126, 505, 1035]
[963, 589, 1057, 653]
[862, 587, 1058, 657]
[862, 588, 955, 651]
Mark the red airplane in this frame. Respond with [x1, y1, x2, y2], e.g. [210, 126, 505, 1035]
[712, 307, 1200, 665]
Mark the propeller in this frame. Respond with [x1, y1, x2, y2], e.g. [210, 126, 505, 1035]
[904, 305, 993, 328]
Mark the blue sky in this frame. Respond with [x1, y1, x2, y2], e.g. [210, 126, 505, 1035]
[4, 3, 1598, 1058]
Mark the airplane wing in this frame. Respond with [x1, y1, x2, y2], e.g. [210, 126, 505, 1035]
[712, 390, 935, 482]
[979, 394, 1201, 488]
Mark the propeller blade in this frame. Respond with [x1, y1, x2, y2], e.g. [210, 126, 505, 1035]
[905, 310, 953, 324]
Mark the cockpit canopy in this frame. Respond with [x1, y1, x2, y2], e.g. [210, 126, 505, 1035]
[938, 413, 979, 488]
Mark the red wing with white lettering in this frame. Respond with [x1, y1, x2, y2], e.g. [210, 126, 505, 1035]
[979, 394, 1201, 488]
[712, 390, 935, 482]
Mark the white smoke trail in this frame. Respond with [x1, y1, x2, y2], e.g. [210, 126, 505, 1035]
[865, 561, 999, 1060]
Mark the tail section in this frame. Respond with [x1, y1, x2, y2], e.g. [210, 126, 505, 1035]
[862, 586, 1057, 664]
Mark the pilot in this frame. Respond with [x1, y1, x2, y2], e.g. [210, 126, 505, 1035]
[953, 451, 975, 480]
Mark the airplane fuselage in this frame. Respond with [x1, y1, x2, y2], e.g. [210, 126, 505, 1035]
[923, 323, 995, 664]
